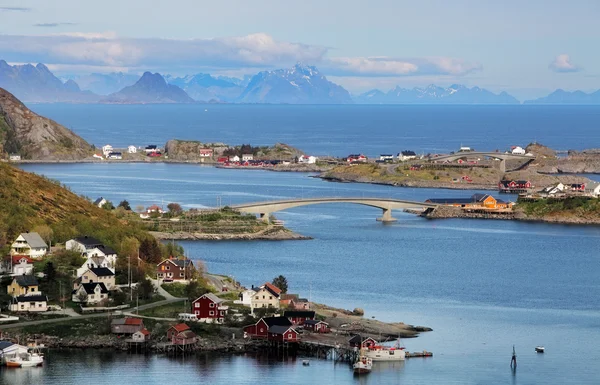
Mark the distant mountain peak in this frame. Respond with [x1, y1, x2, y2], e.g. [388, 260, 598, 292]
[104, 72, 194, 104]
[525, 88, 600, 104]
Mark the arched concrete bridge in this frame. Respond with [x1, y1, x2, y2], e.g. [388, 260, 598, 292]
[432, 152, 535, 172]
[232, 197, 439, 223]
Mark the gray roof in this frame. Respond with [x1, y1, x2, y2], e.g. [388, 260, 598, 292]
[19, 232, 47, 249]
[14, 275, 39, 287]
[201, 293, 225, 304]
[268, 325, 294, 334]
[89, 267, 115, 277]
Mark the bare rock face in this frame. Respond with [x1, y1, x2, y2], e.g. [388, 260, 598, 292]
[526, 142, 556, 159]
[0, 87, 93, 160]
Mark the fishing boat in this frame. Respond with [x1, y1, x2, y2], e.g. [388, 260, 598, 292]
[6, 351, 44, 368]
[365, 338, 406, 361]
[302, 359, 310, 366]
[353, 348, 373, 374]
[535, 346, 545, 353]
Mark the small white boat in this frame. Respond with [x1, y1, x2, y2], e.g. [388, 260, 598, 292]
[353, 349, 372, 374]
[302, 359, 310, 366]
[6, 352, 44, 368]
[535, 346, 545, 353]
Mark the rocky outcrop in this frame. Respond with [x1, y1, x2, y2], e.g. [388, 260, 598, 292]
[0, 87, 93, 160]
[150, 228, 312, 241]
[164, 139, 227, 161]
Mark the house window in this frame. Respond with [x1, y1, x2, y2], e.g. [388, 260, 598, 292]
[269, 296, 272, 300]
[259, 328, 264, 332]
[220, 311, 224, 316]
[262, 295, 265, 299]
[255, 296, 259, 300]
[166, 266, 170, 270]
[209, 303, 214, 308]
[180, 272, 184, 277]
[209, 311, 214, 316]
[195, 303, 200, 308]
[288, 333, 293, 338]
[20, 304, 25, 309]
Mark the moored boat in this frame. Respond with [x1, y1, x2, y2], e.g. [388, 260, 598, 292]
[365, 339, 406, 361]
[535, 346, 545, 353]
[353, 348, 373, 374]
[6, 351, 44, 368]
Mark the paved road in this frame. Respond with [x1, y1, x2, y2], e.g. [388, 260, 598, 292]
[0, 297, 185, 330]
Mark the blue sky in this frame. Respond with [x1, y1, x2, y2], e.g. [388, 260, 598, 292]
[0, 0, 599, 98]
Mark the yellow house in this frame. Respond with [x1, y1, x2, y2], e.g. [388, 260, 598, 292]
[8, 276, 40, 297]
[250, 282, 282, 312]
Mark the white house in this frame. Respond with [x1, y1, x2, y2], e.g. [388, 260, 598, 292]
[107, 152, 123, 160]
[76, 253, 115, 278]
[128, 145, 137, 154]
[379, 154, 394, 162]
[235, 288, 257, 306]
[9, 154, 21, 161]
[10, 233, 48, 259]
[458, 146, 473, 152]
[7, 255, 34, 276]
[398, 151, 417, 162]
[585, 182, 600, 197]
[66, 236, 104, 253]
[10, 294, 48, 312]
[132, 329, 151, 342]
[229, 155, 240, 162]
[512, 146, 526, 155]
[242, 154, 254, 161]
[93, 197, 107, 208]
[72, 282, 109, 304]
[298, 155, 317, 164]
[102, 145, 114, 157]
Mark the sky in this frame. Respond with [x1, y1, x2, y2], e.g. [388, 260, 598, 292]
[0, 0, 599, 99]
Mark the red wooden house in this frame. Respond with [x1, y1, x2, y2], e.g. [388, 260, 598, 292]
[283, 310, 315, 325]
[304, 319, 330, 333]
[191, 293, 228, 324]
[267, 325, 299, 343]
[156, 256, 195, 282]
[348, 335, 378, 348]
[244, 316, 292, 339]
[167, 323, 197, 345]
[571, 183, 586, 192]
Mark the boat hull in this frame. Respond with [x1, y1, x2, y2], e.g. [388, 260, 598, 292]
[365, 349, 406, 361]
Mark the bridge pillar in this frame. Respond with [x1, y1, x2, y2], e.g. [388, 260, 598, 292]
[376, 208, 397, 223]
[259, 213, 270, 223]
[500, 159, 506, 173]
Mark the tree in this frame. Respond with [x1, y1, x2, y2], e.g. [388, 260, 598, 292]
[111, 290, 127, 306]
[43, 262, 57, 283]
[118, 200, 132, 211]
[32, 224, 54, 246]
[139, 238, 162, 264]
[272, 275, 288, 294]
[135, 205, 145, 213]
[103, 200, 115, 210]
[137, 278, 155, 300]
[185, 280, 209, 302]
[167, 203, 183, 216]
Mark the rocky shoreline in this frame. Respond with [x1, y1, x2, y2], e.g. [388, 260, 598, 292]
[150, 228, 312, 241]
[318, 174, 497, 191]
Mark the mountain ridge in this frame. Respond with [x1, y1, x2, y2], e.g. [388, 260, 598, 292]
[103, 72, 195, 104]
[524, 89, 600, 104]
[356, 84, 520, 104]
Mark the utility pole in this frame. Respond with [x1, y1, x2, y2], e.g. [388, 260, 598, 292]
[128, 252, 132, 302]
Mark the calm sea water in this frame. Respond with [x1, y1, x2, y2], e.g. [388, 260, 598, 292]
[5, 105, 600, 384]
[29, 104, 600, 157]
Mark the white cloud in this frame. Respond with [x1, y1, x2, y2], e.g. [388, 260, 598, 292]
[549, 54, 580, 73]
[0, 32, 481, 78]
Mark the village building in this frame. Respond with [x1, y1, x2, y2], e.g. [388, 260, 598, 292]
[156, 257, 195, 282]
[426, 194, 512, 211]
[8, 154, 21, 161]
[298, 155, 317, 164]
[10, 294, 48, 312]
[511, 146, 526, 155]
[132, 328, 151, 342]
[585, 182, 600, 197]
[347, 154, 367, 163]
[191, 293, 228, 323]
[267, 325, 299, 343]
[93, 197, 107, 208]
[76, 267, 115, 290]
[398, 150, 417, 162]
[570, 183, 586, 192]
[284, 310, 316, 325]
[540, 182, 566, 196]
[379, 154, 394, 162]
[2, 255, 34, 276]
[304, 319, 330, 333]
[66, 236, 104, 253]
[250, 282, 281, 312]
[229, 155, 240, 162]
[236, 288, 256, 306]
[146, 205, 164, 214]
[102, 145, 113, 157]
[76, 254, 114, 277]
[128, 145, 137, 154]
[107, 152, 123, 160]
[199, 148, 213, 157]
[349, 335, 378, 348]
[10, 232, 48, 259]
[72, 282, 109, 304]
[167, 323, 198, 346]
[111, 317, 145, 335]
[8, 275, 39, 297]
[145, 145, 158, 153]
[244, 316, 293, 339]
[242, 154, 254, 161]
[499, 180, 532, 194]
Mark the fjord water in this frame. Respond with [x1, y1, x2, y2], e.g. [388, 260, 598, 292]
[7, 104, 600, 384]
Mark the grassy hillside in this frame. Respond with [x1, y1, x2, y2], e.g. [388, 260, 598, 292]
[0, 162, 161, 260]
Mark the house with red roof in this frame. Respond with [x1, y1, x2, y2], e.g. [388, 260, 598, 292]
[167, 323, 197, 345]
[1, 255, 34, 276]
[250, 282, 282, 313]
[267, 325, 299, 343]
[132, 328, 151, 342]
[111, 317, 145, 335]
[244, 316, 292, 339]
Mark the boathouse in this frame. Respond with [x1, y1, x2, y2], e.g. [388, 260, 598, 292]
[111, 317, 145, 335]
[191, 293, 228, 323]
[244, 316, 292, 339]
[348, 335, 378, 348]
[304, 319, 330, 333]
[167, 323, 198, 346]
[267, 325, 299, 343]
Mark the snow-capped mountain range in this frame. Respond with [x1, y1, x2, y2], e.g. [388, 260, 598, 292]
[356, 84, 519, 104]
